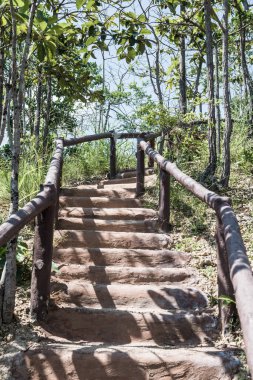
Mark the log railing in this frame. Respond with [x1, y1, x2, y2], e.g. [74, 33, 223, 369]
[0, 132, 157, 320]
[138, 139, 253, 375]
[0, 131, 252, 375]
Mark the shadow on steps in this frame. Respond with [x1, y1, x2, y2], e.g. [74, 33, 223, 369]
[10, 345, 240, 380]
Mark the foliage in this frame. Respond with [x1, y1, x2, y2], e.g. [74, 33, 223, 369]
[62, 139, 137, 184]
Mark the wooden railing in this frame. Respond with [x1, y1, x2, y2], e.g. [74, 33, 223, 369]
[0, 131, 252, 375]
[138, 139, 253, 375]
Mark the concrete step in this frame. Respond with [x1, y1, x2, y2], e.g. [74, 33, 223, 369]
[53, 247, 190, 267]
[101, 174, 156, 187]
[116, 168, 154, 179]
[52, 265, 196, 285]
[58, 207, 157, 220]
[60, 187, 136, 198]
[51, 282, 207, 310]
[57, 218, 158, 232]
[102, 177, 137, 185]
[54, 230, 172, 249]
[41, 306, 217, 346]
[59, 196, 142, 208]
[10, 345, 240, 380]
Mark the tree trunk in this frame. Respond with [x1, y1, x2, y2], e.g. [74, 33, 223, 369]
[2, 0, 39, 324]
[28, 87, 35, 136]
[138, 0, 163, 105]
[3, 0, 19, 324]
[43, 74, 52, 153]
[202, 0, 216, 180]
[104, 101, 111, 131]
[0, 24, 4, 132]
[239, 12, 253, 129]
[220, 0, 233, 188]
[0, 83, 11, 145]
[179, 4, 187, 114]
[35, 67, 43, 149]
[215, 43, 221, 156]
[192, 58, 202, 112]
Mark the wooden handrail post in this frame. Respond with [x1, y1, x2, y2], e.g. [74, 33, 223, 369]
[148, 138, 155, 168]
[215, 214, 236, 334]
[109, 131, 117, 179]
[55, 138, 63, 227]
[158, 168, 171, 232]
[30, 184, 56, 321]
[136, 138, 145, 197]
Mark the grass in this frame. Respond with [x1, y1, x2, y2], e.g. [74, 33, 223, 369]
[62, 139, 136, 185]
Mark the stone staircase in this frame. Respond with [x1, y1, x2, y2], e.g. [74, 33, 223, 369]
[12, 171, 239, 379]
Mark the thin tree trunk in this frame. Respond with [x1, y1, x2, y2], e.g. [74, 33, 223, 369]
[193, 58, 202, 112]
[155, 46, 163, 105]
[29, 87, 34, 135]
[239, 13, 253, 129]
[43, 74, 52, 152]
[215, 43, 221, 156]
[0, 24, 4, 131]
[98, 51, 105, 133]
[202, 0, 216, 179]
[138, 0, 163, 105]
[35, 67, 43, 149]
[104, 101, 111, 131]
[179, 4, 187, 114]
[145, 51, 159, 98]
[2, 0, 39, 324]
[0, 84, 11, 145]
[3, 0, 19, 324]
[7, 101, 13, 150]
[220, 0, 233, 187]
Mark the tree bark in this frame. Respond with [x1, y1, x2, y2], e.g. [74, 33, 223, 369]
[192, 58, 202, 113]
[2, 0, 39, 324]
[0, 84, 11, 146]
[220, 0, 233, 188]
[202, 0, 216, 179]
[0, 24, 4, 132]
[35, 67, 43, 149]
[179, 4, 187, 114]
[2, 0, 19, 324]
[238, 12, 253, 129]
[215, 43, 221, 156]
[43, 74, 52, 153]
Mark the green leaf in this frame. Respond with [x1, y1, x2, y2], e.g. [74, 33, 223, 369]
[17, 23, 27, 35]
[48, 15, 58, 25]
[39, 21, 47, 31]
[137, 42, 145, 54]
[140, 28, 150, 35]
[127, 46, 136, 60]
[218, 295, 236, 305]
[86, 35, 97, 46]
[86, 0, 95, 10]
[14, 0, 25, 6]
[125, 11, 137, 19]
[1, 16, 7, 26]
[138, 14, 145, 22]
[76, 0, 86, 10]
[37, 43, 46, 62]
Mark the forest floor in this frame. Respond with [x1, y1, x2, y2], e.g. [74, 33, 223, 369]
[0, 168, 252, 379]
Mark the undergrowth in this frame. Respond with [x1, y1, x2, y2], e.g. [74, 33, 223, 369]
[62, 139, 136, 185]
